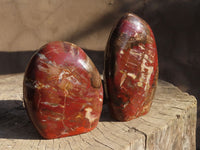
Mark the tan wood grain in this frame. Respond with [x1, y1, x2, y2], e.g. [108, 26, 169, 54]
[0, 74, 196, 150]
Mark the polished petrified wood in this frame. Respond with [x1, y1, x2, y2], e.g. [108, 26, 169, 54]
[104, 13, 158, 121]
[23, 41, 103, 139]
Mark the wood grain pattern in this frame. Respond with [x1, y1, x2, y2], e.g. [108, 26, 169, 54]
[0, 74, 196, 150]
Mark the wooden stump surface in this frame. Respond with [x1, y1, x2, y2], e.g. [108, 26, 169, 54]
[0, 73, 197, 150]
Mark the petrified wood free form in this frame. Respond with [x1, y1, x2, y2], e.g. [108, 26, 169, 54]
[0, 74, 197, 149]
[104, 13, 158, 121]
[23, 41, 103, 139]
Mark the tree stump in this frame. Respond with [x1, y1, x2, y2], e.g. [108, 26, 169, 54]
[0, 73, 197, 150]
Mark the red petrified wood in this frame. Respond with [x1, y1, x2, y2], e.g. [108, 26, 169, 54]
[23, 41, 103, 139]
[104, 13, 158, 121]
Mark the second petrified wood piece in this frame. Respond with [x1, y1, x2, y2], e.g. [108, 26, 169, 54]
[104, 13, 158, 121]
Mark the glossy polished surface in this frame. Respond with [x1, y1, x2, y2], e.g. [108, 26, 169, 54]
[104, 13, 158, 121]
[23, 41, 103, 139]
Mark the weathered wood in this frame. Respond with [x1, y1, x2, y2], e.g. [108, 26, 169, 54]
[0, 73, 197, 150]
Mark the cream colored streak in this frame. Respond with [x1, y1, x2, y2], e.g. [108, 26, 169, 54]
[85, 107, 97, 124]
[138, 44, 145, 50]
[38, 53, 47, 60]
[40, 102, 64, 108]
[78, 59, 89, 71]
[120, 50, 124, 54]
[120, 72, 127, 87]
[34, 81, 50, 89]
[129, 49, 143, 57]
[127, 73, 136, 80]
[99, 98, 103, 102]
[139, 54, 153, 90]
[58, 70, 65, 81]
[37, 64, 48, 73]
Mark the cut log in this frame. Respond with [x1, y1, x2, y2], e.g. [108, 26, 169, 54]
[0, 73, 197, 150]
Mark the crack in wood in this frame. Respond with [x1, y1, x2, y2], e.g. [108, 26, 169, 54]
[66, 140, 73, 150]
[110, 132, 131, 144]
[126, 126, 147, 150]
[58, 143, 61, 150]
[109, 122, 130, 132]
[93, 138, 114, 150]
[96, 126, 124, 147]
[170, 106, 185, 111]
[139, 118, 161, 126]
[158, 112, 172, 117]
[176, 114, 181, 119]
[79, 135, 93, 146]
[53, 139, 55, 150]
